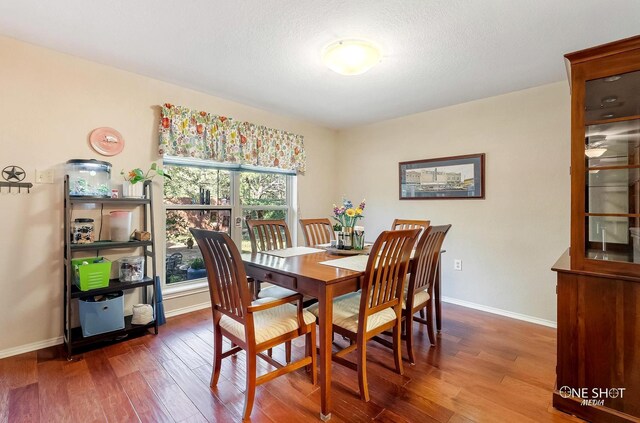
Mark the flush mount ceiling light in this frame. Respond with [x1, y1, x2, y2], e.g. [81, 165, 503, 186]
[322, 39, 381, 76]
[585, 147, 607, 158]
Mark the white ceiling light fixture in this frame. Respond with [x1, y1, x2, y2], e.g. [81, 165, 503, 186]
[585, 147, 607, 158]
[322, 39, 382, 76]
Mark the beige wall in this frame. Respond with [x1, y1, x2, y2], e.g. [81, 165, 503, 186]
[0, 34, 570, 355]
[0, 36, 338, 353]
[336, 82, 570, 323]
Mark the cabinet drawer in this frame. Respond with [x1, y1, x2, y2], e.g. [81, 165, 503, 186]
[248, 268, 297, 290]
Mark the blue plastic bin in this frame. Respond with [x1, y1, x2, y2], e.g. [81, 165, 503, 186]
[78, 291, 125, 337]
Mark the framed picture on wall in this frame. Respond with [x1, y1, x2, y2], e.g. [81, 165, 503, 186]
[399, 153, 485, 200]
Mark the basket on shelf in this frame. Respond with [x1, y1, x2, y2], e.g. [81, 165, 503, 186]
[71, 257, 112, 291]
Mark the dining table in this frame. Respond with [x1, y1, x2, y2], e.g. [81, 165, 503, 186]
[241, 246, 445, 420]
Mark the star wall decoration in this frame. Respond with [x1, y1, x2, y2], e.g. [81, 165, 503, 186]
[2, 166, 26, 182]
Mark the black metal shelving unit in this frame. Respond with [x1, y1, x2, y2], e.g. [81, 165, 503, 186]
[63, 176, 158, 358]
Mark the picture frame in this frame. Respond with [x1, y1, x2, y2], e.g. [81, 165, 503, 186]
[399, 153, 485, 200]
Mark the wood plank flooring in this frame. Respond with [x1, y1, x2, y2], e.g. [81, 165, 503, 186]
[0, 303, 584, 422]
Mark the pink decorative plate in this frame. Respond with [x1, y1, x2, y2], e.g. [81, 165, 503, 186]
[89, 127, 125, 156]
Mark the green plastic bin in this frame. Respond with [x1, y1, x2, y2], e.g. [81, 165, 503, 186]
[72, 257, 111, 291]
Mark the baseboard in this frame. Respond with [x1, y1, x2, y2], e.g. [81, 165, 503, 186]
[0, 301, 212, 360]
[0, 336, 63, 360]
[165, 301, 211, 318]
[441, 296, 557, 328]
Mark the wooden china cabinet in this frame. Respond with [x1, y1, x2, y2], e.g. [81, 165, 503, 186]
[552, 36, 640, 423]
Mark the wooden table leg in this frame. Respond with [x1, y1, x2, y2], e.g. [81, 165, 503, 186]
[318, 285, 333, 421]
[435, 257, 442, 332]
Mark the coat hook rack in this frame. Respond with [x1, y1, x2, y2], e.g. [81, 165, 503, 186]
[0, 181, 33, 194]
[1, 165, 33, 194]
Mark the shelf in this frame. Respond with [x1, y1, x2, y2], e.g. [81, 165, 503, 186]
[69, 197, 150, 205]
[71, 277, 154, 298]
[586, 249, 633, 263]
[71, 240, 152, 251]
[585, 213, 640, 217]
[587, 165, 640, 171]
[585, 113, 640, 126]
[69, 315, 155, 348]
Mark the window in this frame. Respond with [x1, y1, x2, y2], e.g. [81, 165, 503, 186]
[239, 171, 289, 252]
[163, 161, 295, 285]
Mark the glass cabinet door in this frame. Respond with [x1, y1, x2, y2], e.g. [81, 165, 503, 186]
[584, 70, 640, 263]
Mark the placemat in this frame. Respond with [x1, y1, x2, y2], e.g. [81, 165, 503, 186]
[319, 255, 369, 272]
[261, 247, 325, 258]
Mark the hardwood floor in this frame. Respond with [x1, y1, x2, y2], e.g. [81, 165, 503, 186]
[0, 303, 584, 422]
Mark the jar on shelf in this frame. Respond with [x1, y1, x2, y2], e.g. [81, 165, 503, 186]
[71, 218, 95, 244]
[119, 256, 145, 282]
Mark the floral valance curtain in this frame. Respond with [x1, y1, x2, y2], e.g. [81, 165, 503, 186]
[158, 103, 306, 173]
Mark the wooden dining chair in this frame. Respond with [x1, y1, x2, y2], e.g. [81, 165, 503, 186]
[391, 218, 430, 233]
[307, 228, 420, 401]
[411, 224, 451, 345]
[190, 228, 317, 421]
[246, 218, 300, 362]
[246, 218, 292, 252]
[245, 218, 298, 299]
[299, 218, 333, 247]
[374, 224, 450, 363]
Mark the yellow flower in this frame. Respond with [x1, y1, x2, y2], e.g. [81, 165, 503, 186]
[346, 208, 356, 217]
[355, 208, 363, 215]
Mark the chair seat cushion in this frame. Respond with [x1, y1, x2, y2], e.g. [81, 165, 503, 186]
[403, 287, 430, 309]
[306, 292, 397, 333]
[258, 285, 298, 299]
[220, 300, 316, 344]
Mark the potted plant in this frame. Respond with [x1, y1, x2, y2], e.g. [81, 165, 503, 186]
[187, 257, 207, 280]
[332, 223, 342, 247]
[120, 163, 171, 198]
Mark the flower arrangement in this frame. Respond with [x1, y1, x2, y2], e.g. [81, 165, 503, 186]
[332, 198, 365, 229]
[121, 163, 171, 185]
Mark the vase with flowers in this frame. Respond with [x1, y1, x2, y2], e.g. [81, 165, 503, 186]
[332, 198, 365, 249]
[121, 163, 171, 198]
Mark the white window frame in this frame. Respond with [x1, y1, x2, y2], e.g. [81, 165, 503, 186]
[162, 158, 297, 295]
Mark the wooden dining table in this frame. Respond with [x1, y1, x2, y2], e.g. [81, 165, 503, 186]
[241, 248, 444, 420]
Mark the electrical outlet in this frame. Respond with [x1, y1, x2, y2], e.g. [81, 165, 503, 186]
[36, 169, 54, 184]
[454, 259, 462, 271]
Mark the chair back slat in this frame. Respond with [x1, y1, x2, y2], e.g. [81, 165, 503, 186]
[359, 229, 420, 332]
[190, 228, 251, 323]
[246, 219, 292, 252]
[299, 218, 333, 247]
[408, 224, 452, 304]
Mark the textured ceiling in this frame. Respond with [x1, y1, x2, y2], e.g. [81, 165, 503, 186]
[1, 1, 639, 128]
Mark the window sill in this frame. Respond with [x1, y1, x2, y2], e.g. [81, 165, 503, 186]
[163, 279, 209, 300]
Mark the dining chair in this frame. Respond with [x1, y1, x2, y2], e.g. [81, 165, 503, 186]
[411, 224, 451, 345]
[245, 218, 299, 299]
[391, 218, 430, 233]
[307, 228, 420, 402]
[190, 228, 317, 421]
[374, 224, 450, 363]
[299, 218, 334, 247]
[246, 218, 292, 252]
[246, 218, 301, 362]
